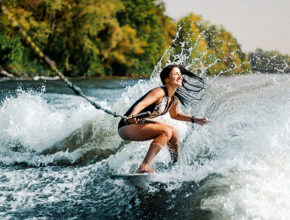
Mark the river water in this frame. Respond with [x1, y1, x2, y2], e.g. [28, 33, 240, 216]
[0, 73, 290, 219]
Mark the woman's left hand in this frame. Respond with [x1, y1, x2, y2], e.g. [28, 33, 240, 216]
[193, 117, 211, 125]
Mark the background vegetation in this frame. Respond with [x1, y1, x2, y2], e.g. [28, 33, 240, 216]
[249, 49, 290, 74]
[0, 0, 289, 78]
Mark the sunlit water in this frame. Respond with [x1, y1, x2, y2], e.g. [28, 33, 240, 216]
[0, 74, 290, 219]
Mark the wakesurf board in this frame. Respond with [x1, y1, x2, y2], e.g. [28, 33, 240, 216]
[111, 173, 153, 180]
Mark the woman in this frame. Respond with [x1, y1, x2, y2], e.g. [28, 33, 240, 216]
[118, 64, 210, 173]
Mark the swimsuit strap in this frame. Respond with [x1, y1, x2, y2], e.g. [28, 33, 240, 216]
[159, 86, 175, 115]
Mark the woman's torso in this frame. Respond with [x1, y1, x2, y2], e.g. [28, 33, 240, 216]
[118, 86, 175, 129]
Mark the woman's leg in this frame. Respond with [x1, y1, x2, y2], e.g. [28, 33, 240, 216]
[118, 121, 177, 172]
[167, 127, 179, 164]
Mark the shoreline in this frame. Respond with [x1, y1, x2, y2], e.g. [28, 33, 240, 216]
[0, 68, 151, 81]
[1, 71, 287, 83]
[0, 73, 151, 81]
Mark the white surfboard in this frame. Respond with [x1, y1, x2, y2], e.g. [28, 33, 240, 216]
[111, 173, 153, 180]
[111, 173, 159, 188]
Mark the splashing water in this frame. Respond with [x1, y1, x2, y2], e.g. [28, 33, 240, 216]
[151, 21, 250, 81]
[1, 23, 290, 219]
[0, 88, 113, 165]
[1, 75, 290, 220]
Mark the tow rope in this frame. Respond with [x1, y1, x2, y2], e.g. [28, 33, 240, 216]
[0, 2, 148, 120]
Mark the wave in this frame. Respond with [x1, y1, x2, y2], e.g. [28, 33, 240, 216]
[0, 79, 164, 166]
[1, 74, 290, 219]
[105, 74, 290, 219]
[0, 89, 112, 165]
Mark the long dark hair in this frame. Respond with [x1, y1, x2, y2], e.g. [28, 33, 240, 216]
[160, 64, 206, 106]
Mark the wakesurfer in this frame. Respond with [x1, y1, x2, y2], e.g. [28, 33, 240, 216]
[118, 64, 210, 173]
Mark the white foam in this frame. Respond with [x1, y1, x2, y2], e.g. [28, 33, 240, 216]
[109, 74, 290, 218]
[0, 89, 104, 164]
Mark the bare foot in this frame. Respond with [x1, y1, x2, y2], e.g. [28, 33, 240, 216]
[136, 164, 156, 173]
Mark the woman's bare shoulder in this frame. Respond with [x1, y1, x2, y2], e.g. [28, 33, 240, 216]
[149, 87, 166, 97]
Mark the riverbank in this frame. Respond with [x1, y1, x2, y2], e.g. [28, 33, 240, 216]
[0, 71, 151, 82]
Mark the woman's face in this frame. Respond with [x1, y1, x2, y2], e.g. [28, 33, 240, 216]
[165, 67, 183, 87]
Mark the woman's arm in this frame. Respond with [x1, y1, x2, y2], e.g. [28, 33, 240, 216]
[169, 98, 210, 125]
[128, 88, 165, 117]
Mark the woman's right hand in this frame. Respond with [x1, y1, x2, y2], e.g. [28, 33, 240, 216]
[126, 116, 139, 124]
[193, 117, 211, 125]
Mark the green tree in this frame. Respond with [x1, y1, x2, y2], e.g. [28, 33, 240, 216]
[170, 13, 251, 76]
[1, 1, 255, 78]
[0, 0, 152, 77]
[117, 0, 176, 75]
[249, 48, 290, 73]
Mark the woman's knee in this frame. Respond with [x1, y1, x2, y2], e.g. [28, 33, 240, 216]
[160, 126, 173, 141]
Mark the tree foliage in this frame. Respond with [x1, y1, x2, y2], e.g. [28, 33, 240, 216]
[3, 1, 284, 78]
[168, 13, 251, 76]
[117, 0, 176, 74]
[1, 0, 174, 77]
[249, 49, 290, 73]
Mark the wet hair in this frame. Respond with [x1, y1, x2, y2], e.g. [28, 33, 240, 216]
[160, 64, 206, 106]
